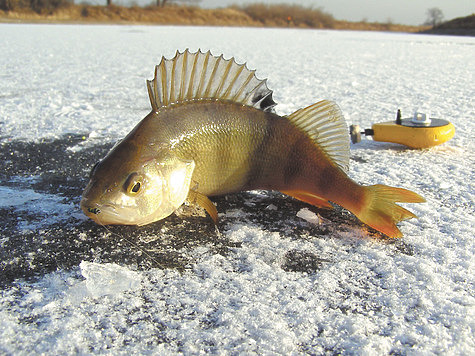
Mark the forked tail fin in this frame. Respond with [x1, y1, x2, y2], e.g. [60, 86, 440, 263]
[357, 184, 425, 238]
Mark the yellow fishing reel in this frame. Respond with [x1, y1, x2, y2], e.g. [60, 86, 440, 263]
[350, 110, 455, 149]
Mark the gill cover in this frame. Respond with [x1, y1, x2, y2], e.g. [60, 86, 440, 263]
[143, 154, 195, 226]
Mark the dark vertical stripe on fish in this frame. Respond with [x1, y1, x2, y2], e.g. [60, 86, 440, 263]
[283, 139, 305, 186]
[243, 115, 276, 189]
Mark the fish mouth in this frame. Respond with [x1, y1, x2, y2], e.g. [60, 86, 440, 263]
[80, 198, 130, 225]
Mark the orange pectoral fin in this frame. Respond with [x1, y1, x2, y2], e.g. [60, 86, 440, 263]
[281, 190, 333, 209]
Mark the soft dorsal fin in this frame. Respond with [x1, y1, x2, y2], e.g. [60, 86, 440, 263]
[288, 100, 350, 173]
[147, 49, 276, 112]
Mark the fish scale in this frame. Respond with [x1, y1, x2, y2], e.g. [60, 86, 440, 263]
[162, 101, 275, 195]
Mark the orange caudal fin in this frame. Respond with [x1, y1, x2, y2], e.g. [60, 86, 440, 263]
[357, 184, 425, 238]
[281, 190, 333, 209]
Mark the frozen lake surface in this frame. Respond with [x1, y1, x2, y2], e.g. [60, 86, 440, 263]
[0, 24, 474, 354]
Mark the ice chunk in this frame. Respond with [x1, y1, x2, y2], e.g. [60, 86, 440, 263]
[79, 261, 142, 298]
[296, 208, 320, 225]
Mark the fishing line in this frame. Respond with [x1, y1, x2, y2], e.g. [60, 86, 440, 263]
[95, 214, 165, 269]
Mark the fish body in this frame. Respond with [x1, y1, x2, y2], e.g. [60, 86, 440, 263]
[81, 50, 424, 238]
[113, 100, 353, 197]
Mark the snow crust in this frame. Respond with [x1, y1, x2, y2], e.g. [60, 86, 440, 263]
[1, 24, 474, 354]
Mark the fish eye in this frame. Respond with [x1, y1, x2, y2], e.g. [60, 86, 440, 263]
[124, 173, 143, 195]
[131, 182, 141, 193]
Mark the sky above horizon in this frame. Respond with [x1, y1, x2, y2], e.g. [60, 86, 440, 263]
[199, 0, 474, 26]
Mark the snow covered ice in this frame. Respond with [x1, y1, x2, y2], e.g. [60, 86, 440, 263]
[0, 24, 474, 354]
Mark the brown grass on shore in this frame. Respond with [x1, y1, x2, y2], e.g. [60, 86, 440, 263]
[238, 3, 335, 28]
[0, 5, 260, 26]
[0, 4, 428, 33]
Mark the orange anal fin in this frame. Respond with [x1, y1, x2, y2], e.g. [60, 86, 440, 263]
[281, 190, 333, 209]
[187, 190, 218, 224]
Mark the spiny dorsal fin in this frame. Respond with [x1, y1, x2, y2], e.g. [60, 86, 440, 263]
[288, 100, 350, 173]
[147, 49, 276, 112]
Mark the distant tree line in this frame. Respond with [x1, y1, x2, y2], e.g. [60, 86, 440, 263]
[107, 0, 200, 8]
[153, 0, 201, 7]
[0, 0, 199, 12]
[0, 0, 72, 12]
[103, 0, 174, 7]
[424, 7, 444, 27]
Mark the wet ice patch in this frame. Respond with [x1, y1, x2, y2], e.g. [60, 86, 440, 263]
[0, 185, 45, 208]
[0, 183, 78, 230]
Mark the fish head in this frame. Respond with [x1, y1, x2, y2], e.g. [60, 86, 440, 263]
[81, 140, 195, 226]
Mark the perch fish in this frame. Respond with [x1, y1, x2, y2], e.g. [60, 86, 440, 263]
[81, 49, 425, 238]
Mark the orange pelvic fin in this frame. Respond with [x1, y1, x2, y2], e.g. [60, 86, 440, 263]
[187, 190, 218, 224]
[281, 190, 333, 209]
[357, 184, 425, 238]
